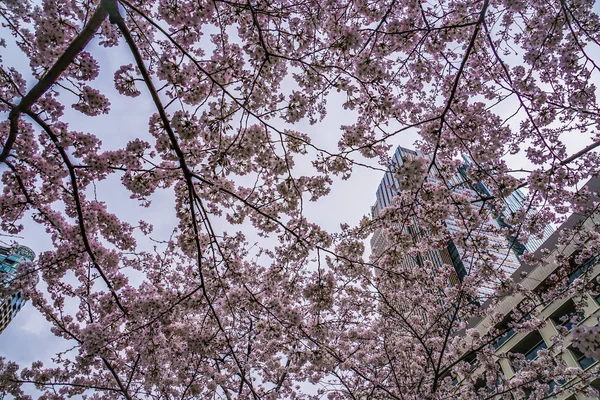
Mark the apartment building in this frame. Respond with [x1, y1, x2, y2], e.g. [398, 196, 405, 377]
[464, 177, 600, 399]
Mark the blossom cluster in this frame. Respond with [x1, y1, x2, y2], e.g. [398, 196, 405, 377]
[0, 0, 599, 399]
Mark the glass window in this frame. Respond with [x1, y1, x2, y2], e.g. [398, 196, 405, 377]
[549, 377, 568, 390]
[511, 332, 547, 371]
[493, 314, 519, 350]
[568, 255, 597, 283]
[464, 352, 478, 371]
[447, 240, 467, 281]
[525, 339, 547, 361]
[571, 347, 597, 370]
[550, 299, 583, 331]
[591, 379, 600, 394]
[493, 327, 516, 350]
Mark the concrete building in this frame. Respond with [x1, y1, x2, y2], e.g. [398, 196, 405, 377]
[464, 177, 600, 399]
[0, 244, 35, 334]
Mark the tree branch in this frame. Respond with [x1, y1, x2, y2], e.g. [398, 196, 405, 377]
[0, 4, 108, 163]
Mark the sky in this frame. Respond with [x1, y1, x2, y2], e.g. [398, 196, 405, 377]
[1, 1, 600, 397]
[0, 16, 413, 384]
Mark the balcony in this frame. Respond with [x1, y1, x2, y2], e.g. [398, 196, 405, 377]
[509, 331, 548, 371]
[570, 347, 597, 370]
[493, 327, 516, 350]
[568, 255, 598, 283]
[524, 339, 548, 361]
[549, 299, 583, 332]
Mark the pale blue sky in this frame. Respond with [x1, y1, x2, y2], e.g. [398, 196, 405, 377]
[1, 3, 599, 397]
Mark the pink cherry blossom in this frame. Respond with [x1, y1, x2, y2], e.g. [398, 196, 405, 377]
[0, 0, 599, 399]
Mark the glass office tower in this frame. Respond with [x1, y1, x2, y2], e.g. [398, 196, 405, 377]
[0, 244, 35, 334]
[370, 146, 551, 299]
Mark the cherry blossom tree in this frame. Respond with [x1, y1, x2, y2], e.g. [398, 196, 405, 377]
[0, 0, 599, 399]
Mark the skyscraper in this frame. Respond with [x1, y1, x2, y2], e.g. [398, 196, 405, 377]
[495, 189, 554, 256]
[459, 156, 554, 257]
[0, 244, 35, 334]
[370, 147, 464, 284]
[370, 146, 550, 299]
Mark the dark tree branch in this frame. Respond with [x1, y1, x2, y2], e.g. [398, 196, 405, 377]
[0, 4, 108, 163]
[24, 110, 129, 316]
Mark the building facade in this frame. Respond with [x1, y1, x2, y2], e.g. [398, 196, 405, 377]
[464, 177, 600, 399]
[0, 244, 35, 334]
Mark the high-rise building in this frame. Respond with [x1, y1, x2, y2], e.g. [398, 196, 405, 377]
[496, 189, 555, 256]
[459, 156, 554, 257]
[370, 146, 550, 299]
[370, 148, 464, 286]
[0, 244, 35, 334]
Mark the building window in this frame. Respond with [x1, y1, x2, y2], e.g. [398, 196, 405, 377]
[524, 380, 556, 398]
[447, 240, 467, 281]
[493, 314, 517, 350]
[510, 332, 547, 371]
[570, 347, 597, 370]
[548, 378, 575, 400]
[473, 373, 504, 395]
[474, 377, 486, 392]
[524, 339, 547, 361]
[493, 327, 516, 350]
[464, 352, 478, 371]
[549, 299, 583, 331]
[590, 379, 600, 397]
[568, 254, 597, 283]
